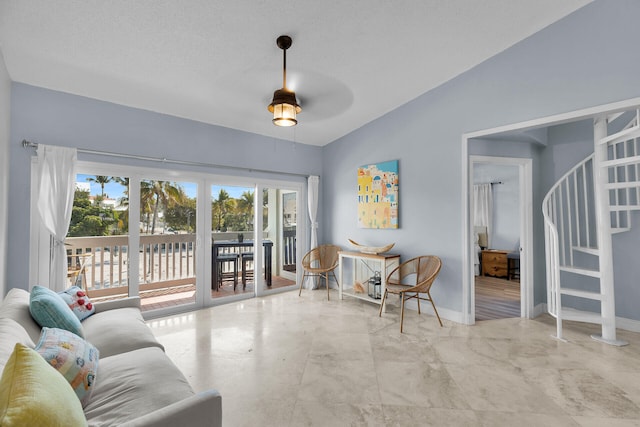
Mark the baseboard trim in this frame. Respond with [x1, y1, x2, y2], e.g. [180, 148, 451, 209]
[616, 316, 640, 333]
[532, 303, 547, 318]
[397, 300, 640, 332]
[532, 303, 640, 333]
[401, 299, 465, 324]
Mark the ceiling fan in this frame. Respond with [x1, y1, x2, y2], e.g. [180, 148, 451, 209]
[268, 35, 302, 127]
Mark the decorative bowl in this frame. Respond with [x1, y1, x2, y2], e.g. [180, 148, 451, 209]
[348, 239, 394, 255]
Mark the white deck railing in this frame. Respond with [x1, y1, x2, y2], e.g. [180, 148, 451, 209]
[65, 233, 197, 299]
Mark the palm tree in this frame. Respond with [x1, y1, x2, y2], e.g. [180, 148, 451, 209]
[86, 175, 112, 198]
[114, 177, 129, 207]
[236, 190, 254, 230]
[140, 180, 184, 234]
[212, 189, 234, 231]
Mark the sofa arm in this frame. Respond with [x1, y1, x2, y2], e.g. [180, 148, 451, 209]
[118, 390, 222, 427]
[93, 296, 141, 313]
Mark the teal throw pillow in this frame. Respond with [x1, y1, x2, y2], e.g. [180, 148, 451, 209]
[29, 286, 84, 338]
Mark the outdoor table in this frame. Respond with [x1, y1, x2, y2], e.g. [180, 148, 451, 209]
[211, 240, 273, 290]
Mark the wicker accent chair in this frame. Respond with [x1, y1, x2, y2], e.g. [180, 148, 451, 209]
[299, 244, 341, 300]
[379, 255, 443, 332]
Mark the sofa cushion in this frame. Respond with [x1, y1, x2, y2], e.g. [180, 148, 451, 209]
[29, 285, 84, 337]
[81, 307, 163, 358]
[0, 288, 43, 343]
[0, 319, 35, 373]
[83, 347, 194, 427]
[58, 286, 95, 321]
[0, 343, 86, 427]
[35, 327, 99, 407]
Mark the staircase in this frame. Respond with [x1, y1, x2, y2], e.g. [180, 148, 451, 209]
[543, 109, 640, 345]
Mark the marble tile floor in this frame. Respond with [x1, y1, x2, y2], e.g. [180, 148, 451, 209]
[148, 290, 640, 427]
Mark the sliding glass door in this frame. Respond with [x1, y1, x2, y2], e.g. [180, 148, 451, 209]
[261, 186, 300, 293]
[210, 183, 255, 302]
[137, 179, 198, 311]
[39, 161, 305, 317]
[65, 173, 131, 303]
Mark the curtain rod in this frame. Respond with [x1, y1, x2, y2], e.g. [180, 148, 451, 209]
[21, 139, 311, 179]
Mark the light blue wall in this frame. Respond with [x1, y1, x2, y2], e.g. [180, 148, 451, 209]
[8, 83, 323, 290]
[322, 0, 640, 318]
[0, 51, 10, 297]
[7, 0, 640, 321]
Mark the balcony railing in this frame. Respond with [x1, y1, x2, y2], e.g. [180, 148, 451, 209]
[65, 234, 197, 299]
[65, 230, 297, 300]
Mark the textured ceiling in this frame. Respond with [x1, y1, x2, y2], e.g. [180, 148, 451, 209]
[0, 0, 592, 146]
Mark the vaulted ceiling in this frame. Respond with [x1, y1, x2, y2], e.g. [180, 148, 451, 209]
[0, 1, 592, 146]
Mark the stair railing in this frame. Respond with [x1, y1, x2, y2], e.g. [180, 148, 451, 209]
[543, 153, 595, 340]
[542, 110, 640, 345]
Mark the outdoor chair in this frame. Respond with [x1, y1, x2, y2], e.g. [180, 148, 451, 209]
[379, 255, 443, 332]
[299, 244, 341, 300]
[67, 252, 91, 292]
[241, 252, 253, 289]
[216, 253, 239, 290]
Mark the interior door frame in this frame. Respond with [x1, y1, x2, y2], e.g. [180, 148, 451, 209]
[469, 155, 533, 323]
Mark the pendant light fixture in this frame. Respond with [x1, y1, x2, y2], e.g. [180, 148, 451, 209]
[268, 35, 301, 127]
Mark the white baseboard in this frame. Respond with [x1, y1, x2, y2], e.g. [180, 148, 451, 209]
[531, 302, 640, 333]
[401, 299, 465, 324]
[616, 316, 640, 333]
[400, 300, 640, 333]
[532, 303, 547, 318]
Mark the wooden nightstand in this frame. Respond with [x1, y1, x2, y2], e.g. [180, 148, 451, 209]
[481, 250, 508, 278]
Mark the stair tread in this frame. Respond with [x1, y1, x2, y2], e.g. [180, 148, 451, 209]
[605, 181, 640, 190]
[559, 307, 603, 324]
[559, 266, 601, 278]
[559, 287, 602, 300]
[572, 246, 599, 255]
[612, 227, 631, 234]
[602, 154, 640, 168]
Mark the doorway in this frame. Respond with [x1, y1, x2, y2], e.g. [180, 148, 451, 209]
[468, 156, 533, 323]
[471, 159, 523, 320]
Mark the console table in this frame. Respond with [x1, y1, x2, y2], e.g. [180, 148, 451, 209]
[338, 251, 400, 307]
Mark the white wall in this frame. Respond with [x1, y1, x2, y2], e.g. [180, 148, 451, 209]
[0, 49, 10, 297]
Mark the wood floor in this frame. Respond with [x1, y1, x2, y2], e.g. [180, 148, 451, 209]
[475, 275, 520, 321]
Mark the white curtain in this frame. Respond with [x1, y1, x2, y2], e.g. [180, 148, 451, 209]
[305, 175, 320, 289]
[37, 145, 77, 292]
[473, 184, 492, 274]
[473, 184, 493, 238]
[307, 176, 319, 249]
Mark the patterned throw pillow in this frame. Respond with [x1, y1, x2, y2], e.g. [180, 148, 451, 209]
[0, 343, 86, 426]
[35, 327, 99, 407]
[29, 285, 84, 337]
[59, 286, 95, 321]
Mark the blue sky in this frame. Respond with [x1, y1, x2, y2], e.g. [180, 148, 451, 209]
[77, 174, 252, 200]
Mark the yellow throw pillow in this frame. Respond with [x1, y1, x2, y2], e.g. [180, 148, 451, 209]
[0, 343, 86, 427]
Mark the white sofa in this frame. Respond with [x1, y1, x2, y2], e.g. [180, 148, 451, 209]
[0, 288, 222, 427]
